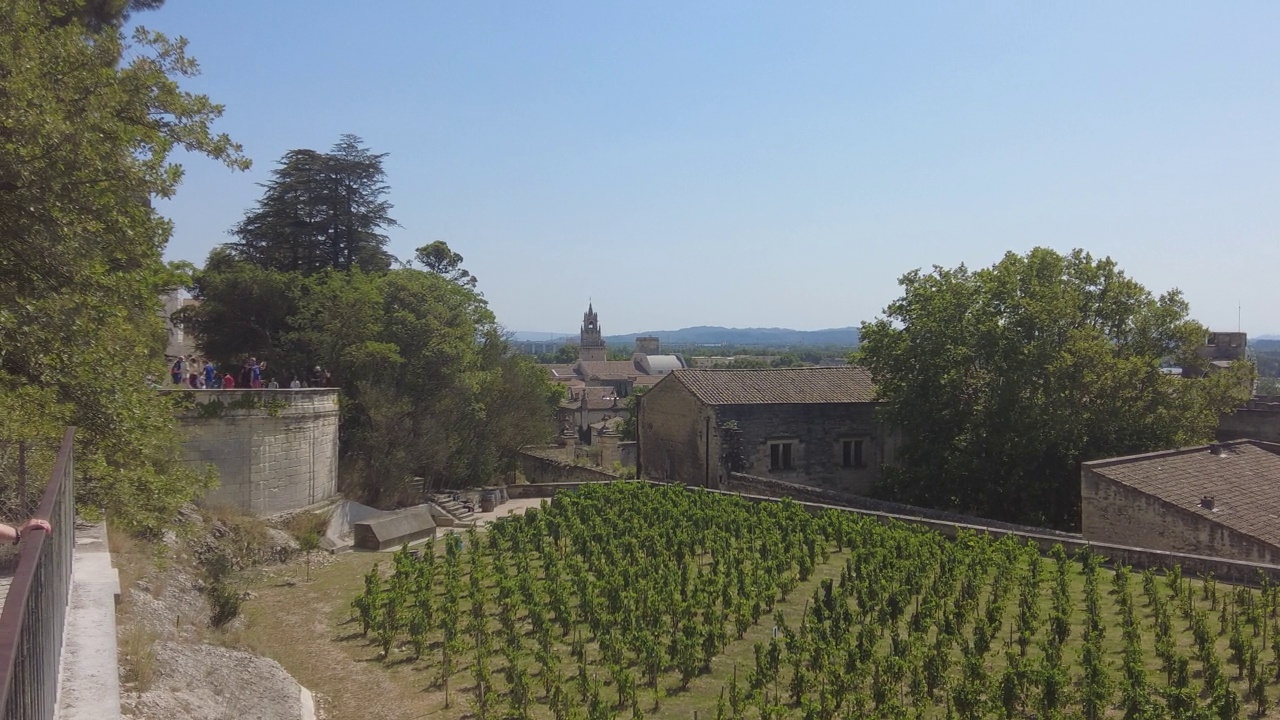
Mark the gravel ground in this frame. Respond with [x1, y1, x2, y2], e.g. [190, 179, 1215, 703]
[116, 511, 311, 720]
[121, 641, 303, 720]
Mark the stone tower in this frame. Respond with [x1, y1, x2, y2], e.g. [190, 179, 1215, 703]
[579, 303, 607, 362]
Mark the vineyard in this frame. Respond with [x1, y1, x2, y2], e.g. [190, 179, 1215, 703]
[350, 482, 1280, 719]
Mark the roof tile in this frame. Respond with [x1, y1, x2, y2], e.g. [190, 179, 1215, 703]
[1087, 441, 1280, 548]
[669, 366, 876, 405]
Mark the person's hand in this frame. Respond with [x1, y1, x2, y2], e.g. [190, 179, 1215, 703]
[17, 519, 51, 535]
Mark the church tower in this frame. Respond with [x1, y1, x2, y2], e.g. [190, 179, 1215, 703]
[579, 302, 607, 362]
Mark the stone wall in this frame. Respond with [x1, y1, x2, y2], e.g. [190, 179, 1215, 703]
[619, 441, 636, 468]
[1081, 465, 1280, 565]
[166, 389, 339, 515]
[517, 450, 620, 485]
[506, 480, 615, 500]
[638, 376, 894, 493]
[637, 378, 716, 485]
[772, 491, 1280, 586]
[511, 475, 1280, 585]
[715, 403, 884, 493]
[1217, 400, 1280, 443]
[722, 473, 1081, 539]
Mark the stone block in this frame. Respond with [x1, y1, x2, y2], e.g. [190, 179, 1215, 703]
[353, 508, 437, 551]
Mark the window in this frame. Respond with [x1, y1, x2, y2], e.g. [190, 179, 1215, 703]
[842, 439, 865, 468]
[769, 441, 793, 471]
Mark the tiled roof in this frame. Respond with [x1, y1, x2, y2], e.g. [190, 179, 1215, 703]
[578, 360, 644, 381]
[1086, 440, 1280, 548]
[544, 365, 579, 380]
[667, 366, 876, 405]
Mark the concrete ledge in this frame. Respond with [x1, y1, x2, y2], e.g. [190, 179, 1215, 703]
[57, 520, 122, 720]
[300, 687, 316, 720]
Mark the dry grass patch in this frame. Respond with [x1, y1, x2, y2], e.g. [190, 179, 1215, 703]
[107, 523, 154, 594]
[118, 624, 159, 692]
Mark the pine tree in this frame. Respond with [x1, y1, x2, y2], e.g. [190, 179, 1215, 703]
[229, 135, 396, 274]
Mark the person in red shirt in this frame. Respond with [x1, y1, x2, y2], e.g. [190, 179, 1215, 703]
[222, 373, 236, 389]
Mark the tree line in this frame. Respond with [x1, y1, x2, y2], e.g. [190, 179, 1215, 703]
[0, 0, 247, 531]
[177, 136, 561, 505]
[858, 248, 1253, 530]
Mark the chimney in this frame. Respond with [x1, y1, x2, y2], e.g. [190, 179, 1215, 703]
[1200, 496, 1216, 511]
[1209, 443, 1224, 456]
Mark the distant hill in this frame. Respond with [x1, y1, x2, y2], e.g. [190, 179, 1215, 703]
[604, 326, 860, 347]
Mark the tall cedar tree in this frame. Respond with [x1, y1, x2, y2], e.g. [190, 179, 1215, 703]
[858, 248, 1252, 530]
[0, 0, 247, 530]
[230, 135, 396, 274]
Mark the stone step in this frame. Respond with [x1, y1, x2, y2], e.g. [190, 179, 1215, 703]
[428, 494, 476, 522]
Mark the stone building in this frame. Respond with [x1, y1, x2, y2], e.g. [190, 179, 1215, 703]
[1081, 440, 1280, 564]
[578, 302, 607, 362]
[160, 290, 198, 359]
[1217, 396, 1280, 444]
[556, 386, 626, 434]
[637, 366, 890, 492]
[1199, 331, 1248, 363]
[548, 304, 687, 435]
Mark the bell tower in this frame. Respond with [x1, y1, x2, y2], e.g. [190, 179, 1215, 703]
[579, 302, 607, 362]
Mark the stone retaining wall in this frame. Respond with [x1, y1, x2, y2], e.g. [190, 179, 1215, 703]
[517, 450, 619, 485]
[723, 473, 1082, 540]
[164, 389, 340, 515]
[512, 476, 1280, 585]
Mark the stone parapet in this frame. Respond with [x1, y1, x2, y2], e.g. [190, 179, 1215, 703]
[163, 389, 340, 515]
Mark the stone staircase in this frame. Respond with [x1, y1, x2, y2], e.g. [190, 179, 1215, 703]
[428, 493, 476, 526]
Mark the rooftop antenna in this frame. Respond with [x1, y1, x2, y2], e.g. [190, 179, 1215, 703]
[1238, 302, 1242, 333]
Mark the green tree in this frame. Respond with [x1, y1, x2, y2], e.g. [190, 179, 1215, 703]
[858, 248, 1252, 529]
[0, 1, 247, 530]
[229, 136, 396, 274]
[552, 344, 579, 364]
[1256, 376, 1280, 396]
[770, 353, 802, 368]
[72, 0, 166, 30]
[415, 240, 477, 288]
[620, 386, 648, 441]
[184, 262, 559, 504]
[175, 248, 302, 367]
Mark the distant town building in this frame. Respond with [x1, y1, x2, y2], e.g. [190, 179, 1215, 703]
[1081, 439, 1280, 564]
[578, 303, 607, 362]
[689, 356, 780, 368]
[1199, 331, 1248, 363]
[637, 366, 892, 492]
[548, 304, 687, 436]
[160, 290, 198, 359]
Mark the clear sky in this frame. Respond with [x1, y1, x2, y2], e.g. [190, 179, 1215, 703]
[144, 2, 1280, 336]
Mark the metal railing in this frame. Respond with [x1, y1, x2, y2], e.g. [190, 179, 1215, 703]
[0, 428, 74, 720]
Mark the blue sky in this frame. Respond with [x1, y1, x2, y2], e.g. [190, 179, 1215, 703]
[145, 2, 1280, 335]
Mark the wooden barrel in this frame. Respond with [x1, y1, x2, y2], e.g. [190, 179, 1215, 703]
[480, 488, 498, 512]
